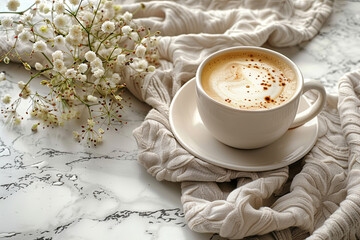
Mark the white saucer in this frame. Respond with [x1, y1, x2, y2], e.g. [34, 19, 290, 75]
[169, 79, 319, 172]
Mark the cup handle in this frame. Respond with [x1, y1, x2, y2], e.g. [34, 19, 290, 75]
[289, 80, 326, 129]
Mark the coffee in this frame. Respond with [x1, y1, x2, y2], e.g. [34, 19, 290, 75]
[201, 51, 297, 110]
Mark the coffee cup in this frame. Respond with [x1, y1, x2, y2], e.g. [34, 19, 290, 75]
[196, 46, 326, 149]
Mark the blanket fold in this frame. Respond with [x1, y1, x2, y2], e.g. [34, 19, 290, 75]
[131, 1, 359, 239]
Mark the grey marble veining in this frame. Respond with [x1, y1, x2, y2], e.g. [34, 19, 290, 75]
[270, 0, 360, 95]
[0, 1, 359, 240]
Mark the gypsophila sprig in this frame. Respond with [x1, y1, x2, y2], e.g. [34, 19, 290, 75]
[0, 0, 159, 146]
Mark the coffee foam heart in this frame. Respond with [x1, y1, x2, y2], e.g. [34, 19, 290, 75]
[201, 51, 297, 110]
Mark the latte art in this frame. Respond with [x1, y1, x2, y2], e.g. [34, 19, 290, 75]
[202, 51, 297, 110]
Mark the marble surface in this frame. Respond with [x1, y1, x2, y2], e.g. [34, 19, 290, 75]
[0, 1, 359, 239]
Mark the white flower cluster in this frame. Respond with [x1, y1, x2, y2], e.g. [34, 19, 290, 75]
[7, 0, 20, 11]
[18, 81, 31, 98]
[0, 0, 159, 146]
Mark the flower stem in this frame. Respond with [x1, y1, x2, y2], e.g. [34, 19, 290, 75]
[65, 8, 93, 51]
[0, 3, 36, 15]
[41, 52, 53, 67]
[19, 68, 50, 95]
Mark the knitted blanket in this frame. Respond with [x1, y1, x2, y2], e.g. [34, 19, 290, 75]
[129, 1, 359, 239]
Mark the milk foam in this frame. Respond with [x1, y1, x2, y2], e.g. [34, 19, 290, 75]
[202, 51, 297, 110]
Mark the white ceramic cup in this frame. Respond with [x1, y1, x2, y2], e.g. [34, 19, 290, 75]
[196, 46, 326, 149]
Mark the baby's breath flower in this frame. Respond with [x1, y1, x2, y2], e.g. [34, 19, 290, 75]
[78, 74, 87, 82]
[33, 40, 47, 53]
[101, 21, 115, 33]
[18, 31, 31, 42]
[90, 58, 103, 70]
[54, 14, 68, 28]
[104, 9, 115, 20]
[69, 0, 80, 5]
[18, 81, 26, 89]
[114, 95, 122, 101]
[35, 62, 43, 71]
[4, 56, 10, 64]
[0, 0, 159, 146]
[30, 8, 37, 16]
[104, 1, 113, 9]
[78, 63, 88, 73]
[65, 35, 73, 45]
[69, 25, 82, 38]
[135, 44, 146, 58]
[52, 50, 63, 61]
[39, 25, 48, 33]
[87, 95, 97, 103]
[123, 11, 133, 21]
[54, 35, 65, 46]
[96, 135, 103, 143]
[148, 65, 156, 72]
[39, 3, 50, 14]
[31, 123, 39, 131]
[113, 5, 122, 12]
[14, 117, 21, 125]
[7, 0, 20, 11]
[43, 6, 50, 14]
[0, 72, 5, 81]
[24, 62, 31, 71]
[1, 18, 13, 29]
[18, 81, 31, 98]
[20, 13, 33, 22]
[16, 24, 24, 33]
[30, 109, 37, 118]
[40, 80, 49, 85]
[2, 94, 11, 104]
[87, 118, 95, 127]
[39, 3, 45, 12]
[65, 69, 77, 78]
[85, 51, 96, 62]
[54, 2, 65, 14]
[82, 11, 93, 24]
[65, 35, 80, 46]
[117, 54, 126, 64]
[53, 59, 65, 72]
[150, 36, 158, 47]
[121, 25, 132, 35]
[132, 58, 148, 72]
[93, 69, 104, 78]
[112, 73, 121, 83]
[73, 131, 80, 140]
[129, 32, 139, 41]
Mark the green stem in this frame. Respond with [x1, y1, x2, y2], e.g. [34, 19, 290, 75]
[107, 47, 117, 61]
[65, 8, 93, 51]
[95, 33, 113, 54]
[0, 3, 36, 15]
[90, 1, 101, 29]
[74, 0, 84, 16]
[19, 68, 50, 95]
[41, 52, 53, 67]
[74, 95, 92, 117]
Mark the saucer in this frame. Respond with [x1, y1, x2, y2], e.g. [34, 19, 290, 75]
[169, 79, 319, 172]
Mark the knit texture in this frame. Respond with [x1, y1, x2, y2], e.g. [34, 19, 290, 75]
[130, 1, 358, 239]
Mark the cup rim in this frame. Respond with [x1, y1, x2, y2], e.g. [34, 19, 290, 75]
[196, 46, 304, 113]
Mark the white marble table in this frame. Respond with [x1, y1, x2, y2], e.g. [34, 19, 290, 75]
[0, 1, 359, 239]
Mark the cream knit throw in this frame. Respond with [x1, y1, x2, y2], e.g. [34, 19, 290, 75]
[130, 0, 359, 239]
[3, 1, 360, 239]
